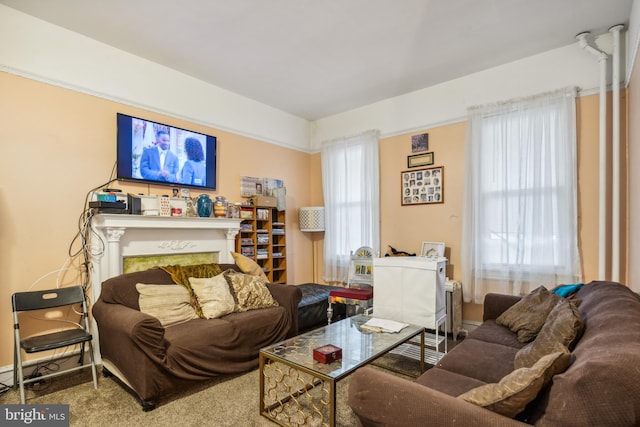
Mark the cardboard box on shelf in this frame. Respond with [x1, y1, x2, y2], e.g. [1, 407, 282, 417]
[250, 196, 277, 207]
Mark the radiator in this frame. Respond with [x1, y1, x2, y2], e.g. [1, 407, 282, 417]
[444, 280, 463, 340]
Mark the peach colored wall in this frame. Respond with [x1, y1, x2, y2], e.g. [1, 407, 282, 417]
[0, 72, 314, 367]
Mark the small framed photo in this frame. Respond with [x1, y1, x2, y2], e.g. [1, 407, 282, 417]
[407, 152, 434, 168]
[421, 241, 445, 258]
[401, 166, 444, 206]
[411, 133, 429, 152]
[180, 188, 190, 199]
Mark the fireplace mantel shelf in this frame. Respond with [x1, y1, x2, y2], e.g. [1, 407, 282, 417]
[92, 213, 242, 230]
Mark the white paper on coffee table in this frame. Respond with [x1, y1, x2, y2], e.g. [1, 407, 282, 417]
[362, 317, 409, 333]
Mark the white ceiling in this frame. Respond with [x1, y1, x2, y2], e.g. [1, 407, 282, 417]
[0, 0, 634, 120]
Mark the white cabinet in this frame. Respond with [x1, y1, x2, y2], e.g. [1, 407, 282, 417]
[372, 256, 447, 330]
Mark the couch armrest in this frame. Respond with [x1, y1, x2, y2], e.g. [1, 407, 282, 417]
[482, 293, 522, 321]
[92, 299, 168, 366]
[266, 283, 302, 337]
[348, 366, 528, 427]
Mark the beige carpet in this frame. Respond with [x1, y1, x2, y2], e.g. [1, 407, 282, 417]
[0, 353, 422, 427]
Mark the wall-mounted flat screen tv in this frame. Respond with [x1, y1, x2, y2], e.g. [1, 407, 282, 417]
[116, 113, 217, 190]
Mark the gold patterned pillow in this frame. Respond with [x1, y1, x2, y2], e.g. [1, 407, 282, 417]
[230, 251, 270, 282]
[459, 350, 571, 418]
[189, 275, 236, 319]
[514, 299, 583, 369]
[136, 283, 199, 327]
[496, 286, 562, 342]
[222, 269, 279, 312]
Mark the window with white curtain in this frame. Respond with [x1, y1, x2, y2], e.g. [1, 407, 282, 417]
[461, 88, 582, 304]
[321, 130, 380, 283]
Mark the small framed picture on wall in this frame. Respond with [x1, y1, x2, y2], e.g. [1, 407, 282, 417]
[401, 166, 444, 206]
[411, 133, 429, 152]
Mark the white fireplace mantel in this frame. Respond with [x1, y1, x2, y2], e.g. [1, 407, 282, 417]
[91, 214, 241, 299]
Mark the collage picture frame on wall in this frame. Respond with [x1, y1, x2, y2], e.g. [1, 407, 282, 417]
[401, 166, 444, 206]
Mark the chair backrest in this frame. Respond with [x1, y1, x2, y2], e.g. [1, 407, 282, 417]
[12, 286, 86, 313]
[347, 246, 375, 288]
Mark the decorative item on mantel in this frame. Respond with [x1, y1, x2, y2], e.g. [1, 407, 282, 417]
[214, 196, 228, 217]
[197, 194, 213, 217]
[185, 198, 198, 217]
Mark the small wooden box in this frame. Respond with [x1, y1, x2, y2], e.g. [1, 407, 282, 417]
[313, 344, 342, 364]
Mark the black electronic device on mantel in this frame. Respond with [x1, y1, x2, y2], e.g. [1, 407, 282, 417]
[127, 193, 142, 215]
[116, 113, 217, 191]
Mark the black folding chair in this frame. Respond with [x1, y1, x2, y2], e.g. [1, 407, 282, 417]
[12, 286, 98, 403]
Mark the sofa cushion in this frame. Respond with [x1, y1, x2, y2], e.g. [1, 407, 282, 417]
[514, 299, 583, 369]
[231, 251, 269, 282]
[436, 338, 519, 384]
[162, 306, 292, 375]
[416, 367, 488, 397]
[189, 275, 236, 319]
[496, 286, 562, 342]
[458, 350, 571, 418]
[223, 269, 279, 312]
[466, 320, 527, 349]
[135, 283, 199, 327]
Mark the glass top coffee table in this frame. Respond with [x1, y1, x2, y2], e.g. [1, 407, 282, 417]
[259, 314, 424, 427]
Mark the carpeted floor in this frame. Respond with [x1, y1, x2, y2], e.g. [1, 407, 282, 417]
[0, 339, 458, 426]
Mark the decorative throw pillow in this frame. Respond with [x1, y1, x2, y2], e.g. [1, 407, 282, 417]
[222, 269, 279, 312]
[189, 275, 236, 319]
[496, 286, 562, 343]
[458, 350, 571, 418]
[136, 283, 199, 327]
[230, 251, 270, 282]
[551, 283, 583, 298]
[159, 263, 223, 318]
[514, 299, 583, 369]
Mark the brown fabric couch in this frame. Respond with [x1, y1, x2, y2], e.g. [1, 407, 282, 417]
[348, 281, 640, 426]
[92, 264, 301, 410]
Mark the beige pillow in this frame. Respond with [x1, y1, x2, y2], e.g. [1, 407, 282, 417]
[222, 269, 279, 312]
[136, 283, 199, 327]
[189, 275, 236, 319]
[459, 350, 571, 418]
[230, 251, 269, 282]
[514, 299, 583, 369]
[496, 286, 562, 342]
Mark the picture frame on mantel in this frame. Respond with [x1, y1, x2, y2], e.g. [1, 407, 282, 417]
[401, 166, 444, 206]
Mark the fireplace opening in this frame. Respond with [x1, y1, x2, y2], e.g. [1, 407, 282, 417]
[123, 252, 220, 274]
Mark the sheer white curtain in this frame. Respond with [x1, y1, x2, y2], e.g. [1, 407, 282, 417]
[321, 130, 380, 283]
[461, 88, 582, 304]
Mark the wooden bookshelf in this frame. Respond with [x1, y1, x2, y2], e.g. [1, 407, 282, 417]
[236, 206, 287, 284]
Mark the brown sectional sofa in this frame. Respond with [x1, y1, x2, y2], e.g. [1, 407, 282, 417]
[348, 281, 640, 426]
[92, 263, 301, 410]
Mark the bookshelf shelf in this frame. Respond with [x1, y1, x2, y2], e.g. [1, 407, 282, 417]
[235, 206, 287, 284]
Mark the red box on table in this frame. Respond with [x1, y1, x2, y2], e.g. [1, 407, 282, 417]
[313, 344, 342, 364]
